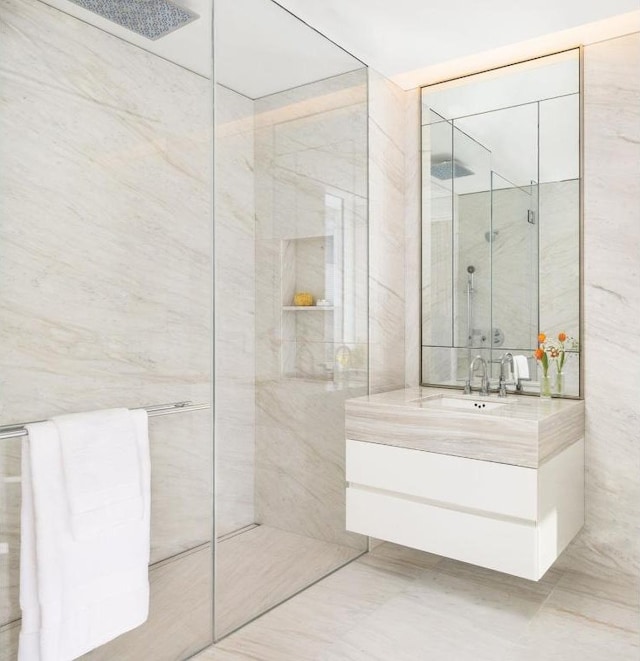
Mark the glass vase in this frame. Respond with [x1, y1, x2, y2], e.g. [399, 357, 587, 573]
[540, 374, 552, 399]
[555, 371, 564, 396]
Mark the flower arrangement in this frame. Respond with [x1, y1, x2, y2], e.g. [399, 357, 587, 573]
[534, 332, 578, 396]
[536, 332, 577, 370]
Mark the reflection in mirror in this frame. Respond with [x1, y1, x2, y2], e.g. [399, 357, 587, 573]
[421, 50, 581, 397]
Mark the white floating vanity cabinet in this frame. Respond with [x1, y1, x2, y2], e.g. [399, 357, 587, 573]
[345, 388, 585, 581]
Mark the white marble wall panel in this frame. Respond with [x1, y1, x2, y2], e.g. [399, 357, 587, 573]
[368, 69, 407, 394]
[557, 33, 640, 578]
[255, 379, 367, 549]
[215, 85, 256, 537]
[404, 89, 422, 387]
[0, 0, 212, 648]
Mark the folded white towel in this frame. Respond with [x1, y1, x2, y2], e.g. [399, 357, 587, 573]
[19, 409, 150, 661]
[513, 355, 530, 382]
[54, 408, 144, 540]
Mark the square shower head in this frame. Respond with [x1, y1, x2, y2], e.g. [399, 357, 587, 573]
[431, 159, 474, 180]
[67, 0, 199, 40]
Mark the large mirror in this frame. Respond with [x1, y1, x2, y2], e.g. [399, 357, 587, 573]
[421, 49, 581, 397]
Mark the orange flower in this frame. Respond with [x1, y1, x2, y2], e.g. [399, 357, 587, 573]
[534, 348, 544, 360]
[538, 332, 546, 344]
[558, 332, 567, 342]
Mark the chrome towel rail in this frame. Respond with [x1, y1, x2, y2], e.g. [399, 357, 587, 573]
[0, 401, 210, 441]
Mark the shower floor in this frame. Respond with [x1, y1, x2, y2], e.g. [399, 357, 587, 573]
[215, 525, 363, 639]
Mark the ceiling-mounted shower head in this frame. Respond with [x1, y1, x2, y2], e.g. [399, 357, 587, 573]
[431, 158, 475, 180]
[67, 0, 199, 40]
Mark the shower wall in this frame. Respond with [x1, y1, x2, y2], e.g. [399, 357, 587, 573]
[254, 68, 369, 549]
[0, 0, 212, 658]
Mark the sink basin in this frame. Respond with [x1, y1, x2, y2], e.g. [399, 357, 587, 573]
[416, 396, 507, 412]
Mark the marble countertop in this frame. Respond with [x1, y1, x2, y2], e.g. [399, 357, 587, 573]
[346, 387, 585, 468]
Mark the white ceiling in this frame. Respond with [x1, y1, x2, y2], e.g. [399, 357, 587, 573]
[36, 0, 639, 92]
[215, 0, 362, 98]
[275, 0, 640, 85]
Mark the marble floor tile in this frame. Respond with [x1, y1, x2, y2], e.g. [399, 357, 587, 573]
[210, 550, 420, 661]
[512, 583, 640, 660]
[319, 601, 525, 661]
[359, 540, 442, 576]
[215, 525, 362, 639]
[320, 559, 556, 661]
[433, 556, 564, 601]
[553, 566, 640, 610]
[197, 542, 640, 661]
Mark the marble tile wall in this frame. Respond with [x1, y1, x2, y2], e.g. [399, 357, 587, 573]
[368, 69, 408, 394]
[404, 89, 422, 388]
[0, 0, 213, 654]
[253, 69, 369, 550]
[214, 85, 256, 537]
[556, 32, 640, 579]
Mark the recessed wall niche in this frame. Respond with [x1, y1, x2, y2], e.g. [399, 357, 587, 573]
[281, 234, 336, 380]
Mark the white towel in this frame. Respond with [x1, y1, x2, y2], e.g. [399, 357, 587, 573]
[19, 409, 150, 661]
[54, 409, 144, 540]
[513, 355, 530, 382]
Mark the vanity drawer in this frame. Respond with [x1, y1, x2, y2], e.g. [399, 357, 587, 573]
[346, 486, 539, 579]
[346, 439, 538, 521]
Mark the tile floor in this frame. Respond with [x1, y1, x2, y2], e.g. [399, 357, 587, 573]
[215, 525, 364, 638]
[197, 542, 640, 660]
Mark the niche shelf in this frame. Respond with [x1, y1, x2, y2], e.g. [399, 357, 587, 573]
[281, 234, 337, 380]
[282, 306, 335, 311]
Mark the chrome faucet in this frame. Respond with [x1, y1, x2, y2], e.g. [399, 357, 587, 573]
[498, 352, 514, 397]
[464, 355, 489, 395]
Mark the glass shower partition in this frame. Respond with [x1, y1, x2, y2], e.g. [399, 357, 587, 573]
[214, 0, 369, 640]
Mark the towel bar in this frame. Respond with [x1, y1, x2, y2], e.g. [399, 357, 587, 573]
[0, 401, 210, 440]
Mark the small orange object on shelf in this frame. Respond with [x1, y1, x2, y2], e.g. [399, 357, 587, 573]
[293, 292, 314, 306]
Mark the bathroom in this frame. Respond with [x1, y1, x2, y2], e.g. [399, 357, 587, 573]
[0, 0, 638, 659]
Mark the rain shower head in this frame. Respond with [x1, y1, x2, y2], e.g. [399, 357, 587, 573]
[431, 159, 474, 180]
[67, 0, 199, 40]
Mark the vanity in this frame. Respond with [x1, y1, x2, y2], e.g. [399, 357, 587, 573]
[345, 387, 584, 580]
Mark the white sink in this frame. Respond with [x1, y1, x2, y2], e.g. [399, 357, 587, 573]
[416, 396, 507, 412]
